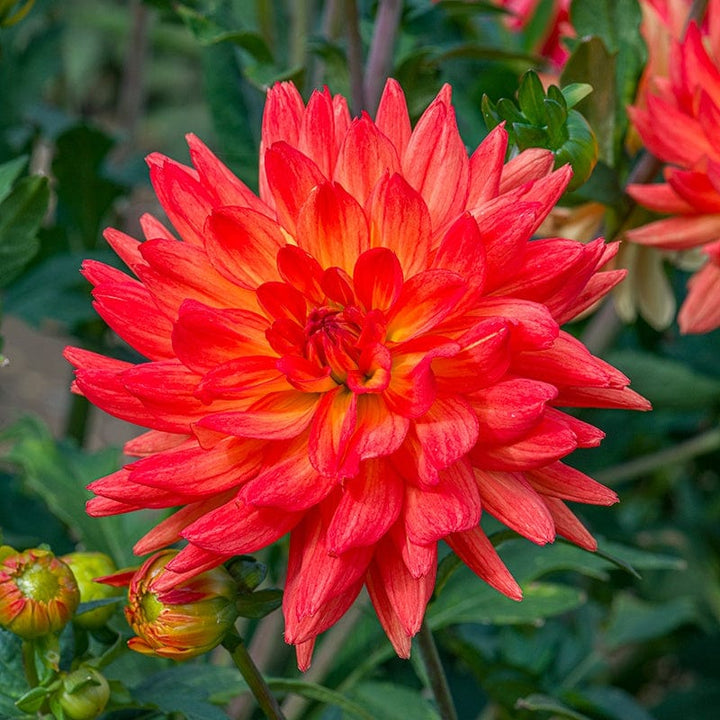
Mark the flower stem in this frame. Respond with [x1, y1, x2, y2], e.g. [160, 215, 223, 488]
[416, 621, 458, 720]
[364, 0, 403, 114]
[344, 0, 367, 113]
[21, 641, 39, 688]
[223, 631, 287, 720]
[596, 427, 720, 486]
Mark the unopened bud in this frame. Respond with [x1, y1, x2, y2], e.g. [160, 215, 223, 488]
[55, 667, 110, 720]
[0, 548, 80, 639]
[61, 552, 122, 629]
[124, 550, 238, 659]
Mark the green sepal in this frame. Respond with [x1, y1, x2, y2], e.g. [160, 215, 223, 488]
[225, 555, 267, 593]
[14, 685, 52, 713]
[235, 589, 283, 619]
[517, 71, 547, 126]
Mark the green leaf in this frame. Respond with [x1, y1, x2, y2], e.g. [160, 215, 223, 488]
[201, 43, 260, 188]
[0, 629, 28, 717]
[604, 594, 697, 648]
[348, 682, 441, 720]
[569, 0, 645, 160]
[605, 349, 720, 410]
[577, 686, 657, 720]
[52, 125, 126, 249]
[561, 37, 616, 164]
[0, 176, 49, 288]
[133, 665, 240, 720]
[429, 580, 586, 628]
[2, 250, 111, 329]
[0, 156, 28, 203]
[516, 693, 593, 720]
[0, 416, 155, 568]
[266, 679, 378, 720]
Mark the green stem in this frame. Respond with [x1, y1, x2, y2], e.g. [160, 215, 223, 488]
[344, 0, 366, 112]
[686, 0, 709, 29]
[64, 392, 91, 448]
[223, 631, 287, 720]
[364, 0, 403, 114]
[596, 427, 720, 486]
[416, 621, 458, 720]
[21, 640, 39, 688]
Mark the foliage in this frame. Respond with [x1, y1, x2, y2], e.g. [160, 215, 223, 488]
[1, 0, 719, 718]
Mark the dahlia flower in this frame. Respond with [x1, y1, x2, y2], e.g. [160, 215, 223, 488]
[626, 2, 720, 333]
[66, 80, 648, 669]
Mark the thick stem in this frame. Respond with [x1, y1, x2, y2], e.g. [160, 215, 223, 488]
[223, 631, 287, 720]
[416, 621, 458, 720]
[364, 0, 403, 114]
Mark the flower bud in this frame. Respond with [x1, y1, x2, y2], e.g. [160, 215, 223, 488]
[0, 548, 80, 639]
[61, 552, 122, 629]
[124, 550, 238, 659]
[55, 667, 110, 720]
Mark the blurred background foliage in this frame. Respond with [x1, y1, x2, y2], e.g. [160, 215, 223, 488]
[1, 1, 720, 719]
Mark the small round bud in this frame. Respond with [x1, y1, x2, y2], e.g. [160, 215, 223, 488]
[0, 548, 80, 639]
[125, 550, 238, 659]
[61, 552, 121, 629]
[56, 667, 110, 720]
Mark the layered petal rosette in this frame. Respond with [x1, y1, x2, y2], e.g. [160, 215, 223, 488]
[627, 2, 720, 332]
[66, 80, 648, 669]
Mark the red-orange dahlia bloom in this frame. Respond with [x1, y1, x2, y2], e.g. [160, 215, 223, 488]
[627, 2, 720, 332]
[65, 80, 648, 669]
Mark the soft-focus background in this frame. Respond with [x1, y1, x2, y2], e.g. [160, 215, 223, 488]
[2, 1, 720, 719]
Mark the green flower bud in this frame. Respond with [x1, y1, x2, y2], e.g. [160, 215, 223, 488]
[124, 550, 238, 659]
[61, 552, 122, 629]
[56, 667, 110, 720]
[0, 548, 80, 639]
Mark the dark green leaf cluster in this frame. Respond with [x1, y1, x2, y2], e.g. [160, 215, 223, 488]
[482, 70, 598, 191]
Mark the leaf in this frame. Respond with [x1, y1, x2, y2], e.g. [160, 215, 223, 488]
[429, 580, 586, 628]
[576, 686, 658, 720]
[201, 43, 260, 188]
[0, 416, 155, 568]
[3, 249, 117, 330]
[133, 665, 241, 720]
[568, 0, 645, 161]
[561, 37, 616, 165]
[516, 693, 593, 720]
[0, 156, 28, 203]
[348, 682, 441, 720]
[52, 125, 126, 249]
[605, 350, 720, 410]
[0, 175, 49, 288]
[266, 679, 377, 720]
[603, 594, 697, 649]
[0, 629, 28, 717]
